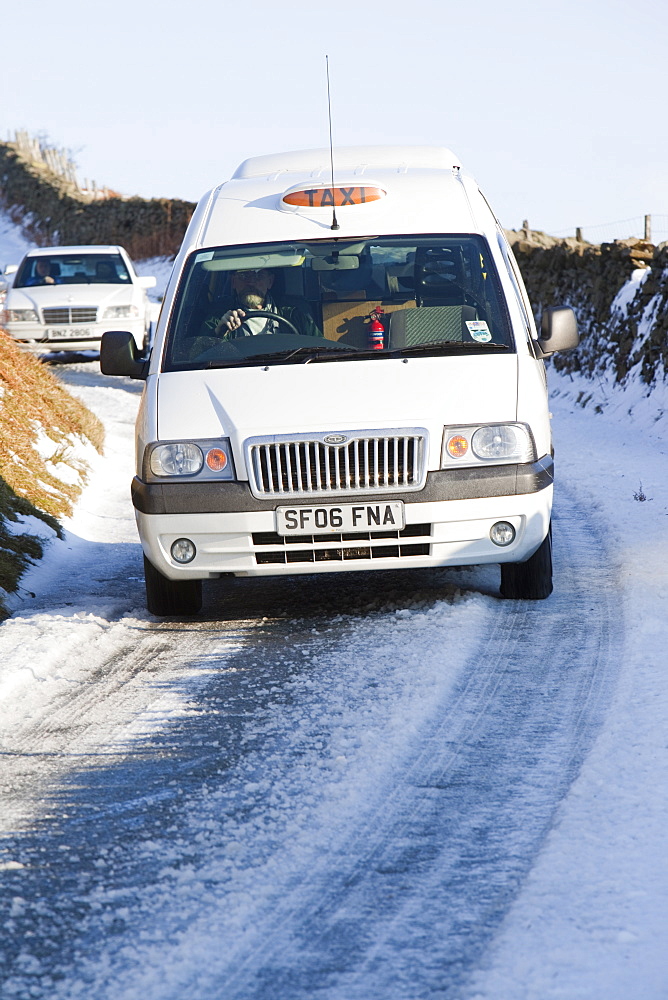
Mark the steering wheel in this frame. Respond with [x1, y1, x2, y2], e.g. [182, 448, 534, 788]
[232, 310, 300, 338]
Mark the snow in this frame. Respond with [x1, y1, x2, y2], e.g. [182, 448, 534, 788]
[133, 255, 174, 320]
[0, 371, 145, 739]
[1, 205, 668, 996]
[611, 265, 649, 315]
[464, 369, 668, 999]
[1, 362, 666, 998]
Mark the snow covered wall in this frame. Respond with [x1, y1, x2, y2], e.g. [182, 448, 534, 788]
[509, 230, 668, 386]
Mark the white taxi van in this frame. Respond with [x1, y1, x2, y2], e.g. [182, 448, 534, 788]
[100, 146, 578, 615]
[2, 245, 155, 354]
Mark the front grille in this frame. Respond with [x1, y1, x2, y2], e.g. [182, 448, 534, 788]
[255, 543, 430, 565]
[246, 429, 427, 498]
[252, 523, 431, 565]
[42, 308, 69, 325]
[72, 307, 97, 323]
[43, 307, 97, 325]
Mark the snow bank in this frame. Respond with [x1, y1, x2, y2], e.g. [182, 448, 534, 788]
[464, 369, 668, 1000]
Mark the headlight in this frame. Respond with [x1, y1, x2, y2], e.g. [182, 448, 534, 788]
[103, 305, 139, 319]
[146, 439, 235, 480]
[472, 425, 532, 460]
[5, 309, 39, 322]
[442, 423, 535, 467]
[150, 443, 203, 477]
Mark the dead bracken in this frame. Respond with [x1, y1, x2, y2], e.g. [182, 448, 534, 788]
[0, 330, 104, 613]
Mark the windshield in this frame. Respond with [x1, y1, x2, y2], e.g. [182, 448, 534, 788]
[163, 235, 514, 371]
[14, 253, 131, 288]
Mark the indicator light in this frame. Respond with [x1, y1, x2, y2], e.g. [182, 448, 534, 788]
[206, 448, 228, 471]
[447, 434, 469, 459]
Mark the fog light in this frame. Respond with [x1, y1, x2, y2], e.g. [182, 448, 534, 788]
[171, 538, 196, 563]
[490, 521, 515, 546]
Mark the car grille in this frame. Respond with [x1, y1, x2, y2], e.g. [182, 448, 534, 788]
[246, 430, 427, 498]
[43, 307, 98, 325]
[252, 523, 432, 565]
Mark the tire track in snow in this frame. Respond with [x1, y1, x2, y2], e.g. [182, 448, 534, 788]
[0, 621, 204, 836]
[202, 489, 620, 1000]
[0, 497, 619, 1000]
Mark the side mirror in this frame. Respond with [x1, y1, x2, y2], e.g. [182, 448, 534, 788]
[100, 331, 149, 379]
[137, 275, 157, 289]
[537, 306, 579, 356]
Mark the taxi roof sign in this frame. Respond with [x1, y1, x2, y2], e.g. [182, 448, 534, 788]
[281, 184, 386, 209]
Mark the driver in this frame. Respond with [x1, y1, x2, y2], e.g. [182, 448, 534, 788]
[203, 268, 320, 338]
[26, 259, 58, 286]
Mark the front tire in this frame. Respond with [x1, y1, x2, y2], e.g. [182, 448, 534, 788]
[144, 555, 202, 616]
[500, 526, 553, 600]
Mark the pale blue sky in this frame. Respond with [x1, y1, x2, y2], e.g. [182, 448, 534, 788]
[2, 0, 666, 238]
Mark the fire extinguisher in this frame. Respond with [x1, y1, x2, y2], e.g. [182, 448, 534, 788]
[368, 307, 385, 350]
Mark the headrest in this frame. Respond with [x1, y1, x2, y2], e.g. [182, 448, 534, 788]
[96, 261, 117, 278]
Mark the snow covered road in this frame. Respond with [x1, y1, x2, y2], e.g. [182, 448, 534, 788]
[0, 364, 666, 999]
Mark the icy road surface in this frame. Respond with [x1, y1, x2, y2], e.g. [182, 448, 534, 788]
[0, 363, 666, 1000]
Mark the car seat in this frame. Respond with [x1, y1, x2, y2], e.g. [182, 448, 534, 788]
[96, 261, 118, 281]
[387, 248, 477, 348]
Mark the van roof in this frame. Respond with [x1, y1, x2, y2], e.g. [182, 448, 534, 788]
[232, 145, 463, 179]
[194, 145, 491, 250]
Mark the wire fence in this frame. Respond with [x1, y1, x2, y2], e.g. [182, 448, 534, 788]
[551, 215, 668, 245]
[8, 129, 115, 200]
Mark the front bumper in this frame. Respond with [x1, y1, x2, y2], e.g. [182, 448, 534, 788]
[5, 319, 145, 353]
[134, 459, 554, 581]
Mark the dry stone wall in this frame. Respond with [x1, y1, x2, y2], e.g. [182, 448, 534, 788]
[508, 230, 667, 385]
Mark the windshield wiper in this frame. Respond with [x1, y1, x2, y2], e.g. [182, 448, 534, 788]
[263, 345, 366, 363]
[204, 345, 365, 368]
[202, 340, 511, 370]
[392, 341, 511, 357]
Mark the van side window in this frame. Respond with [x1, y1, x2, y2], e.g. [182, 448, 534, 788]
[496, 231, 536, 341]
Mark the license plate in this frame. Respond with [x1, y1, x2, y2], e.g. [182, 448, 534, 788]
[276, 501, 405, 535]
[47, 327, 94, 340]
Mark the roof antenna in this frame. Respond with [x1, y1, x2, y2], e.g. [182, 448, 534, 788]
[326, 55, 340, 231]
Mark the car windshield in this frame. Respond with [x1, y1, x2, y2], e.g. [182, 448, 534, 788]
[163, 235, 514, 371]
[14, 253, 131, 287]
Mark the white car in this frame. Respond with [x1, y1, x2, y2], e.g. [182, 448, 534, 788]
[1, 245, 155, 354]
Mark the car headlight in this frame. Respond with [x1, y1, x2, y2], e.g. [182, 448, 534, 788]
[146, 439, 235, 480]
[442, 423, 535, 466]
[5, 309, 39, 322]
[103, 305, 139, 319]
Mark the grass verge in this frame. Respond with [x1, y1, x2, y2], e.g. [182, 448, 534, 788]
[0, 331, 104, 616]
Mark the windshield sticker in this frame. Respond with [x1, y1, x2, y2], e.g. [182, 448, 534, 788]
[195, 251, 215, 262]
[466, 320, 492, 342]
